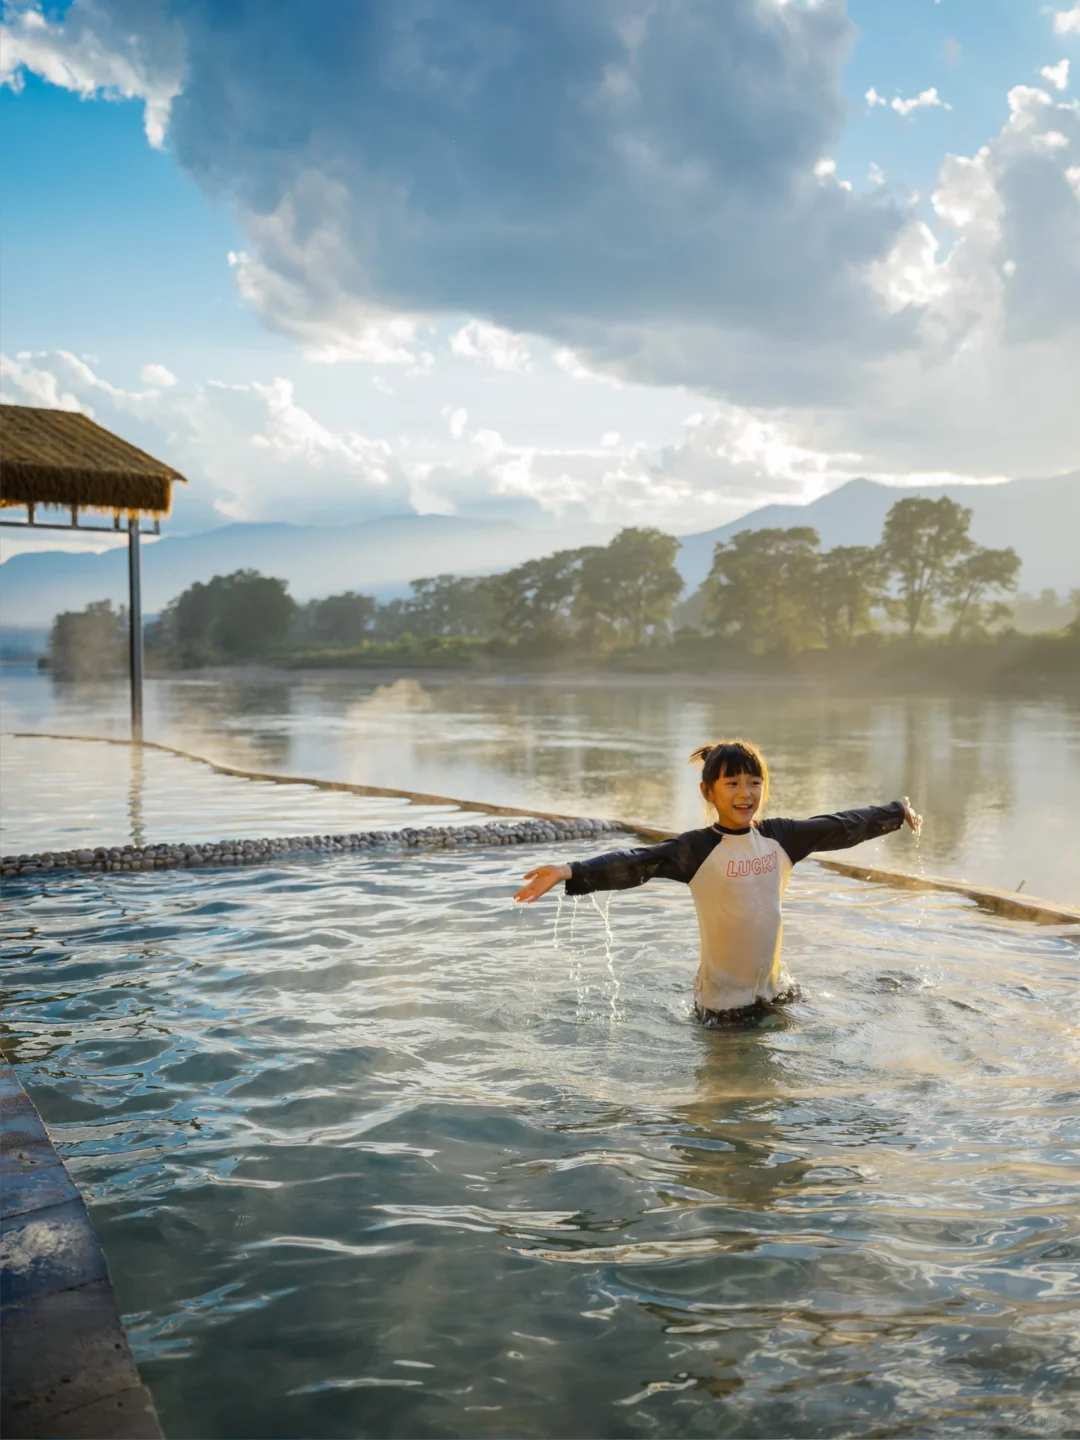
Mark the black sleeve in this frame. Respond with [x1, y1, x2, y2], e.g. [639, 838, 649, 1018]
[759, 802, 906, 866]
[565, 831, 711, 895]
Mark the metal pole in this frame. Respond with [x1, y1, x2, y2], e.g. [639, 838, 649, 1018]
[128, 517, 144, 740]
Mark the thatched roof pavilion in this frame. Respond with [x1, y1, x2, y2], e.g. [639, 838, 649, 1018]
[0, 404, 186, 517]
[1, 403, 189, 737]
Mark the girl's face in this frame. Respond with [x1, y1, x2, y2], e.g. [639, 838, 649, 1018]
[703, 768, 764, 829]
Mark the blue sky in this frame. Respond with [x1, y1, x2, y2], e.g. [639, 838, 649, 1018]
[2, 0, 1078, 550]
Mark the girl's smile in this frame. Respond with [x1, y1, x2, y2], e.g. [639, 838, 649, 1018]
[705, 771, 764, 830]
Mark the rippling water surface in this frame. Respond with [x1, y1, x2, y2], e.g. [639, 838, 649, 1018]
[3, 847, 1078, 1438]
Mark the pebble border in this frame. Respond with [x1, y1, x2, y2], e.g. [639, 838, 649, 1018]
[0, 818, 622, 878]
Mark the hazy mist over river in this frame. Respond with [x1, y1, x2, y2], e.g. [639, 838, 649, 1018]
[3, 669, 1078, 906]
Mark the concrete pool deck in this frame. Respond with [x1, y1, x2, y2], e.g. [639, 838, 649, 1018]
[0, 1055, 162, 1440]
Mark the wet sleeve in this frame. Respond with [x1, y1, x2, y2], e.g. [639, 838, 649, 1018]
[565, 833, 703, 895]
[759, 802, 906, 866]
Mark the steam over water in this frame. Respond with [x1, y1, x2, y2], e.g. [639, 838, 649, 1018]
[3, 851, 1078, 1438]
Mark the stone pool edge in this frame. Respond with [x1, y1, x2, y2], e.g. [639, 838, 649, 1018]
[0, 817, 621, 876]
[6, 731, 1079, 925]
[0, 1054, 163, 1440]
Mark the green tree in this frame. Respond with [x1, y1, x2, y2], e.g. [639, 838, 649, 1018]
[944, 545, 1021, 639]
[573, 528, 684, 649]
[879, 496, 973, 637]
[158, 570, 295, 666]
[404, 575, 494, 638]
[369, 597, 412, 641]
[48, 600, 127, 678]
[296, 591, 376, 646]
[487, 547, 599, 646]
[815, 544, 884, 645]
[702, 527, 822, 654]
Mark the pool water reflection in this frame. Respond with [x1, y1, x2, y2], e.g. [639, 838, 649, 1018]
[3, 846, 1078, 1438]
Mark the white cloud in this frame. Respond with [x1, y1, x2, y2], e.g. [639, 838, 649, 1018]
[449, 320, 531, 372]
[1, 352, 88, 413]
[812, 155, 851, 189]
[0, 351, 410, 528]
[553, 348, 621, 385]
[867, 85, 952, 117]
[441, 405, 469, 439]
[140, 362, 177, 387]
[1040, 59, 1071, 91]
[894, 87, 952, 118]
[3, 342, 1058, 541]
[814, 82, 1080, 478]
[0, 2, 183, 148]
[1052, 6, 1080, 36]
[869, 221, 952, 311]
[227, 238, 422, 366]
[867, 162, 886, 187]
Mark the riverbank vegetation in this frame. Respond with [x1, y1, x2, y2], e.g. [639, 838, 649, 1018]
[47, 496, 1078, 688]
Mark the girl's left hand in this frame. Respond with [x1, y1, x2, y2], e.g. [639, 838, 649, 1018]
[900, 796, 922, 833]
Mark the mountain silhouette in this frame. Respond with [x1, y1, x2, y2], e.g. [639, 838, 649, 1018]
[1, 473, 1076, 636]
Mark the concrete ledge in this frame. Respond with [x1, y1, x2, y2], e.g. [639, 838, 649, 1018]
[814, 857, 1080, 926]
[0, 1057, 162, 1440]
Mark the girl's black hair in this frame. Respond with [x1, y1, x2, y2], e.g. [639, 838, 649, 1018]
[689, 738, 770, 811]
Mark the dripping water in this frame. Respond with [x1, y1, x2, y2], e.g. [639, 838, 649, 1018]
[591, 892, 621, 1022]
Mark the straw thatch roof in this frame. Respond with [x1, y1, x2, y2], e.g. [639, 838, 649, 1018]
[0, 404, 187, 517]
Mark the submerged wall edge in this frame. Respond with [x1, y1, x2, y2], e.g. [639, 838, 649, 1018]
[0, 1054, 163, 1440]
[7, 730, 1079, 926]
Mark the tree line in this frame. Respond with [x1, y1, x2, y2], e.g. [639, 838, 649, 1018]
[47, 496, 1077, 674]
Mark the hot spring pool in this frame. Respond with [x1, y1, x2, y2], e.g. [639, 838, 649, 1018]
[2, 846, 1078, 1438]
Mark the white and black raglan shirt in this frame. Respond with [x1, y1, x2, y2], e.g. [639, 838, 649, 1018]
[566, 802, 906, 1013]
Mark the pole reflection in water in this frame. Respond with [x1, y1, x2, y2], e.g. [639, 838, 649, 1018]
[128, 742, 145, 849]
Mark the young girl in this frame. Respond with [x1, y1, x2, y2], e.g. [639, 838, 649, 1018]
[514, 738, 921, 1025]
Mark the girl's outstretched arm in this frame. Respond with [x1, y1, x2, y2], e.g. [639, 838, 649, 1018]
[758, 796, 921, 865]
[515, 834, 702, 903]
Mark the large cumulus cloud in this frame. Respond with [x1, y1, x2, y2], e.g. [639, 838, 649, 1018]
[4, 0, 1079, 484]
[815, 84, 1080, 478]
[37, 0, 906, 395]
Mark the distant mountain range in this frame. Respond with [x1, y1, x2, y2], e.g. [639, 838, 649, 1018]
[675, 473, 1080, 594]
[1, 473, 1076, 641]
[0, 515, 617, 632]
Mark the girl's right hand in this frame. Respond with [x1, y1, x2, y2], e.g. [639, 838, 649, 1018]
[514, 863, 572, 904]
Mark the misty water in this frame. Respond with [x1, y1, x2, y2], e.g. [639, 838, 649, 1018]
[2, 668, 1079, 903]
[2, 668, 1079, 1438]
